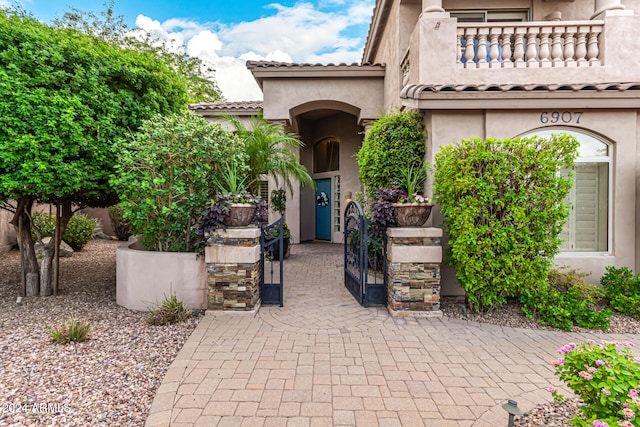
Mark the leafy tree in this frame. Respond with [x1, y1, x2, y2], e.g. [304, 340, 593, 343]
[225, 113, 314, 196]
[433, 135, 579, 312]
[0, 11, 189, 296]
[112, 112, 244, 252]
[53, 1, 223, 103]
[357, 110, 426, 194]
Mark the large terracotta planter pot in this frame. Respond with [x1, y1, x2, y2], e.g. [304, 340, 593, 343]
[223, 204, 257, 227]
[392, 203, 433, 227]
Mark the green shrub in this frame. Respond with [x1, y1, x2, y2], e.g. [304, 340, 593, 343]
[62, 215, 97, 250]
[107, 204, 133, 241]
[550, 340, 640, 426]
[147, 293, 192, 326]
[357, 110, 426, 194]
[433, 135, 579, 312]
[548, 266, 604, 304]
[31, 212, 97, 250]
[600, 266, 640, 319]
[112, 112, 244, 252]
[520, 267, 611, 331]
[46, 316, 91, 344]
[520, 286, 611, 331]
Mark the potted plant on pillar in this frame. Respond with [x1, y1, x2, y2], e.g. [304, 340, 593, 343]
[392, 162, 433, 227]
[212, 162, 260, 227]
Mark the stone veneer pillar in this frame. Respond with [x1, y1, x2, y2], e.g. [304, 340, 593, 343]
[386, 227, 443, 317]
[205, 227, 261, 311]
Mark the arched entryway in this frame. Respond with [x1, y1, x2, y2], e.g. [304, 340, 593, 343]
[292, 105, 365, 243]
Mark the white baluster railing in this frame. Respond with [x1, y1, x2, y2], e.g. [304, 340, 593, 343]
[457, 21, 603, 69]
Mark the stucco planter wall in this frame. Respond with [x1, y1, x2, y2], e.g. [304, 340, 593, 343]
[116, 236, 207, 311]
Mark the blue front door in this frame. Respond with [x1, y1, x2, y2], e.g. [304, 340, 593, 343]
[315, 179, 332, 241]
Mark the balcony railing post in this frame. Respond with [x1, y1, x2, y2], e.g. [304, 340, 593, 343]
[587, 26, 602, 66]
[539, 28, 552, 67]
[477, 28, 489, 67]
[525, 27, 539, 65]
[501, 29, 514, 68]
[514, 28, 526, 67]
[551, 27, 565, 66]
[575, 27, 589, 66]
[564, 26, 577, 67]
[489, 30, 501, 67]
[464, 30, 476, 68]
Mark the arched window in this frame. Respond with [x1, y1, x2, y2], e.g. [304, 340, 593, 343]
[522, 129, 611, 252]
[314, 137, 340, 173]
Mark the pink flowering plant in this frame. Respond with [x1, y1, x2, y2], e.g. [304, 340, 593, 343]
[395, 161, 431, 205]
[396, 193, 431, 204]
[550, 340, 640, 426]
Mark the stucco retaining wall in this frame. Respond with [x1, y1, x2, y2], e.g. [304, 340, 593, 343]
[116, 237, 207, 311]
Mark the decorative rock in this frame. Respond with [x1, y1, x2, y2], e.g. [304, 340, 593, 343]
[35, 237, 74, 257]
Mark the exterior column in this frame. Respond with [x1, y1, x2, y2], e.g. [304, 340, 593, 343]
[386, 227, 443, 317]
[422, 0, 444, 13]
[205, 227, 262, 311]
[592, 0, 625, 18]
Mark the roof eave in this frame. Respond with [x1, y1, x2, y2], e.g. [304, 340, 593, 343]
[362, 0, 393, 63]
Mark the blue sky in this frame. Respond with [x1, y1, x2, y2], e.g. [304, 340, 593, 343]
[6, 0, 375, 100]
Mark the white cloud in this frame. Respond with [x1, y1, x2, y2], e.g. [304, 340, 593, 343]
[134, 0, 374, 101]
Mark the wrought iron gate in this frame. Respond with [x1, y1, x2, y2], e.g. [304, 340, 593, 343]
[344, 201, 387, 306]
[260, 218, 284, 306]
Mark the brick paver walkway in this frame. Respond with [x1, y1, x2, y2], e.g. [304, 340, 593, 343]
[146, 243, 638, 427]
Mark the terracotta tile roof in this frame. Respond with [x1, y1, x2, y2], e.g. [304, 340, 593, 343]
[189, 101, 263, 111]
[401, 82, 640, 98]
[246, 60, 384, 69]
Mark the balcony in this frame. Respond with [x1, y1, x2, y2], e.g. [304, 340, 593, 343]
[401, 8, 639, 89]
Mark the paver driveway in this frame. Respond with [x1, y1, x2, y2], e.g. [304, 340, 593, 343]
[146, 243, 638, 427]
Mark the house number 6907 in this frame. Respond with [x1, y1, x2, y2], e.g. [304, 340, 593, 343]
[540, 111, 583, 124]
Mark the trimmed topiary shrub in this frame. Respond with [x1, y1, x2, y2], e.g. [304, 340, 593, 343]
[31, 212, 97, 250]
[357, 110, 426, 195]
[434, 134, 579, 313]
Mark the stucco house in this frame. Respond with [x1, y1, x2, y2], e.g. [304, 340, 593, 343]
[193, 0, 640, 296]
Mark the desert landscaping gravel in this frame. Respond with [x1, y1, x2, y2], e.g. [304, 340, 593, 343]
[1, 239, 638, 426]
[0, 240, 200, 426]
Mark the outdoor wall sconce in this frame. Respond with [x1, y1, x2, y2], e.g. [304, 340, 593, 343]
[503, 399, 523, 427]
[345, 192, 353, 203]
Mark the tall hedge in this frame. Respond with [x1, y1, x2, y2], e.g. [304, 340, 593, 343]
[357, 110, 426, 193]
[433, 135, 579, 312]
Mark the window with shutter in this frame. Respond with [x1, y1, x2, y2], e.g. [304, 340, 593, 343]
[522, 129, 611, 253]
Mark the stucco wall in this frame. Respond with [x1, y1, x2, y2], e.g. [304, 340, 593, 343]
[116, 237, 207, 311]
[427, 109, 638, 295]
[261, 78, 385, 124]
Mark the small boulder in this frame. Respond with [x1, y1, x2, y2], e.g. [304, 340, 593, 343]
[35, 237, 74, 258]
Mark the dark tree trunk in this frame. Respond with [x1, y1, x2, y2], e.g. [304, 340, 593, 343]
[40, 199, 72, 297]
[10, 198, 39, 297]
